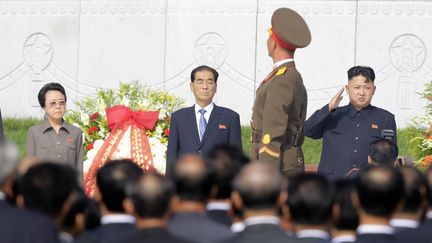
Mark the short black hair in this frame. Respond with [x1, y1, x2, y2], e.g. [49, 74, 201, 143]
[38, 82, 67, 108]
[206, 144, 249, 199]
[398, 166, 427, 214]
[369, 139, 398, 165]
[347, 66, 375, 82]
[96, 159, 143, 212]
[333, 179, 359, 230]
[233, 162, 282, 210]
[62, 188, 101, 231]
[173, 154, 215, 203]
[288, 173, 335, 225]
[126, 173, 173, 219]
[356, 166, 404, 217]
[190, 65, 219, 83]
[426, 167, 432, 207]
[19, 162, 78, 217]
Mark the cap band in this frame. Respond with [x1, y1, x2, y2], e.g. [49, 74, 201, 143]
[269, 27, 297, 51]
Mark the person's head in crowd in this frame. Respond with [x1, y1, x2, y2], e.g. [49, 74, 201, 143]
[346, 66, 376, 110]
[353, 166, 404, 222]
[206, 144, 249, 201]
[190, 65, 218, 108]
[95, 159, 143, 214]
[232, 161, 284, 216]
[392, 166, 427, 222]
[61, 187, 101, 238]
[0, 140, 20, 201]
[38, 82, 67, 122]
[172, 154, 215, 207]
[18, 162, 79, 225]
[287, 173, 334, 230]
[368, 139, 398, 166]
[332, 179, 359, 238]
[124, 173, 173, 227]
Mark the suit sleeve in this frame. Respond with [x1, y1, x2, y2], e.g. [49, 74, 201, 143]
[229, 113, 242, 150]
[0, 109, 3, 142]
[166, 113, 179, 177]
[304, 104, 331, 139]
[387, 113, 397, 146]
[258, 76, 293, 164]
[26, 127, 36, 157]
[76, 130, 84, 183]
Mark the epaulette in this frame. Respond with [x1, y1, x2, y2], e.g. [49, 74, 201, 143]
[275, 66, 287, 76]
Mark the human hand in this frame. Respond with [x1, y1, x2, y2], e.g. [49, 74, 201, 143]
[328, 87, 344, 112]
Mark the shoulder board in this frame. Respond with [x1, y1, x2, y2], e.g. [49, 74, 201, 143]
[275, 66, 287, 76]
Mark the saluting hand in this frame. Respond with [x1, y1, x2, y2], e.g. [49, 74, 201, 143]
[328, 87, 344, 112]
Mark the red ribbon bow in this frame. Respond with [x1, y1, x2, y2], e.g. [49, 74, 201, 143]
[84, 105, 160, 196]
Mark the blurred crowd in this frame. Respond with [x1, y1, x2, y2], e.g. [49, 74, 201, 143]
[0, 139, 431, 243]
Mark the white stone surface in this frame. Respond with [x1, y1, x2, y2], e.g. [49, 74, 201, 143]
[0, 0, 431, 128]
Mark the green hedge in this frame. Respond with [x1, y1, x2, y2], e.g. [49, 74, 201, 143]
[4, 118, 424, 164]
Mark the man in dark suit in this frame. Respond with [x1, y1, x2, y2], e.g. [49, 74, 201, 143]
[123, 173, 194, 243]
[205, 144, 249, 226]
[75, 159, 142, 243]
[353, 166, 404, 243]
[0, 108, 4, 142]
[251, 8, 310, 176]
[305, 66, 397, 180]
[166, 65, 242, 175]
[392, 167, 429, 243]
[0, 141, 59, 243]
[229, 161, 293, 243]
[331, 179, 359, 243]
[286, 173, 333, 243]
[168, 154, 234, 243]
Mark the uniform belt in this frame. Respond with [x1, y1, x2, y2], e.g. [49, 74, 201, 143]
[251, 130, 298, 146]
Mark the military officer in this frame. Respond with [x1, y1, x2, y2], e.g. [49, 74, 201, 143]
[304, 66, 397, 180]
[251, 8, 311, 175]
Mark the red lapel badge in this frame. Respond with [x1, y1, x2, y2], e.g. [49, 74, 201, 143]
[371, 124, 379, 129]
[218, 124, 227, 129]
[67, 137, 74, 143]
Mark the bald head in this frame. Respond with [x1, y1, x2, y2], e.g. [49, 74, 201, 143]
[173, 154, 214, 202]
[356, 166, 404, 217]
[126, 173, 173, 219]
[0, 140, 20, 186]
[233, 161, 282, 210]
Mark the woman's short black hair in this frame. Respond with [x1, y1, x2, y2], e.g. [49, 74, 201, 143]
[38, 82, 67, 108]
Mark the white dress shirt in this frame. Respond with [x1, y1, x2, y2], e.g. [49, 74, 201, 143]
[194, 103, 214, 140]
[357, 224, 394, 235]
[100, 214, 136, 225]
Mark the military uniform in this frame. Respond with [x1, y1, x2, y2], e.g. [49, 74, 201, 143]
[250, 7, 310, 175]
[304, 103, 397, 180]
[251, 61, 307, 174]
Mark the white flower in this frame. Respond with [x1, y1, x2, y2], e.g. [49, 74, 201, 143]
[81, 113, 89, 125]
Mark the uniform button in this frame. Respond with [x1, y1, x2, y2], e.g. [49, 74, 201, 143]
[352, 164, 357, 167]
[355, 137, 359, 140]
[57, 155, 61, 158]
[356, 124, 360, 127]
[57, 142, 61, 145]
[197, 150, 202, 154]
[354, 150, 357, 153]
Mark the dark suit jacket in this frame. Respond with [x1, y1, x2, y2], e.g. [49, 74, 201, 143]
[354, 233, 396, 243]
[395, 220, 432, 243]
[0, 200, 59, 243]
[168, 212, 235, 243]
[75, 223, 137, 243]
[0, 108, 4, 142]
[228, 223, 294, 243]
[305, 104, 397, 180]
[207, 209, 232, 226]
[123, 227, 195, 243]
[166, 104, 242, 174]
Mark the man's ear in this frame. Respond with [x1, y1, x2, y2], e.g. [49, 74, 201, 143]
[231, 191, 243, 212]
[93, 186, 102, 203]
[16, 195, 25, 209]
[351, 191, 360, 210]
[278, 190, 288, 208]
[123, 198, 135, 215]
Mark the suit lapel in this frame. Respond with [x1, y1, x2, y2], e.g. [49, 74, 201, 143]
[200, 105, 221, 146]
[186, 106, 201, 145]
